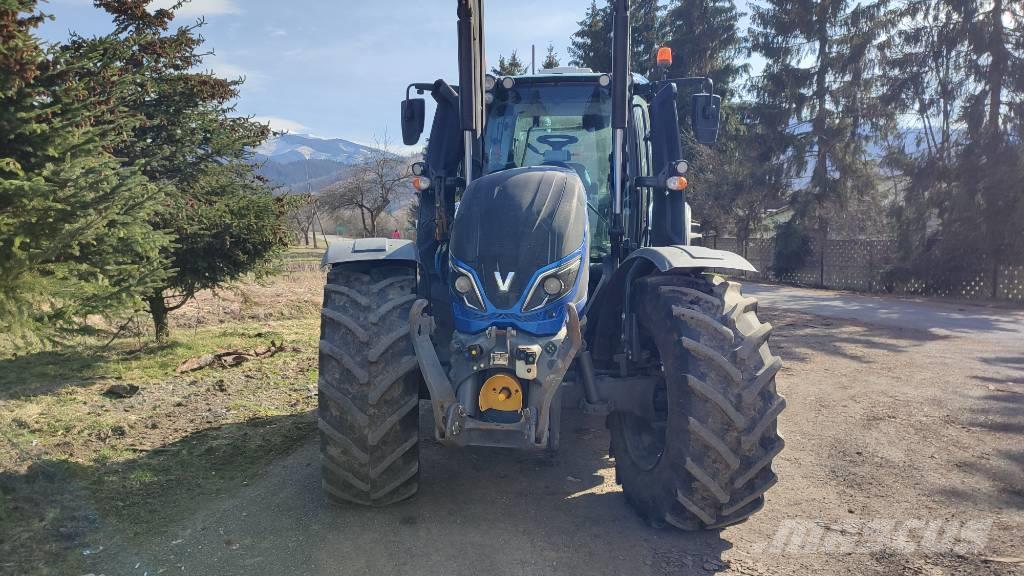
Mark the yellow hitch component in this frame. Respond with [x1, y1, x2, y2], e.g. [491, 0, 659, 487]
[479, 372, 523, 412]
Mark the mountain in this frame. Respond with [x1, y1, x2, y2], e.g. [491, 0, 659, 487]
[256, 158, 355, 193]
[254, 133, 376, 164]
[254, 134, 377, 194]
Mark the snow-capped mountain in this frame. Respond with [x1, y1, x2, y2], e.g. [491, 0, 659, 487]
[254, 133, 376, 164]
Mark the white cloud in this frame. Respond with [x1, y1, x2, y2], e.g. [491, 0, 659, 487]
[150, 0, 242, 17]
[199, 55, 267, 90]
[204, 59, 248, 79]
[268, 26, 288, 37]
[251, 116, 308, 134]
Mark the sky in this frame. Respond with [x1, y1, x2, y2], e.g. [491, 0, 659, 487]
[38, 0, 600, 148]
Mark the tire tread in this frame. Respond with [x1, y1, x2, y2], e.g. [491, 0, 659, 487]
[318, 264, 420, 507]
[610, 274, 785, 530]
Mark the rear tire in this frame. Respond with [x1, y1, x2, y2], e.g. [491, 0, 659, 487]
[318, 264, 421, 506]
[610, 274, 785, 530]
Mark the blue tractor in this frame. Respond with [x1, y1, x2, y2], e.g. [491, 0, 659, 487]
[317, 0, 785, 530]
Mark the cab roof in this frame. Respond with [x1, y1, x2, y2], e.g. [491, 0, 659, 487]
[501, 69, 650, 85]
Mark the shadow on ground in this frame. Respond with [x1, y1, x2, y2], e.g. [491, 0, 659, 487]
[744, 283, 1024, 337]
[939, 385, 1024, 511]
[762, 309, 949, 363]
[0, 349, 111, 400]
[72, 407, 734, 576]
[0, 341, 187, 401]
[1, 411, 316, 576]
[981, 355, 1024, 373]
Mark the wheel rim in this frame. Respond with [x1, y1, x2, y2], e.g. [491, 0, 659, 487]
[621, 377, 668, 471]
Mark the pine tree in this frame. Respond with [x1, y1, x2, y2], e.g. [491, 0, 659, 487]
[567, 1, 663, 76]
[0, 0, 168, 341]
[879, 0, 1023, 293]
[954, 0, 1024, 292]
[65, 1, 288, 340]
[878, 0, 972, 265]
[491, 50, 528, 75]
[749, 0, 888, 245]
[542, 43, 561, 69]
[657, 0, 768, 245]
[568, 0, 613, 72]
[631, 0, 663, 77]
[662, 0, 746, 96]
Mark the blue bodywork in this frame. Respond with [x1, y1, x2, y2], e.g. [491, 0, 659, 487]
[449, 239, 587, 336]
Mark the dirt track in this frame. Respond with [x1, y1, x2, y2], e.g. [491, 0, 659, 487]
[88, 284, 1024, 576]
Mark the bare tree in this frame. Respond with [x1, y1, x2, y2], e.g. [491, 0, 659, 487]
[285, 193, 321, 247]
[322, 136, 411, 238]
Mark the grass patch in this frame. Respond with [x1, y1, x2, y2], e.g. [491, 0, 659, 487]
[0, 270, 324, 575]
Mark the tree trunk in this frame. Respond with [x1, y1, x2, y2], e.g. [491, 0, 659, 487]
[819, 224, 828, 288]
[813, 13, 830, 206]
[359, 207, 370, 237]
[991, 252, 1000, 300]
[988, 0, 1006, 134]
[148, 294, 170, 343]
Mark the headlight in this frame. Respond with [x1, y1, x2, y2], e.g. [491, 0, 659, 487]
[522, 256, 581, 312]
[454, 275, 473, 294]
[542, 276, 563, 296]
[450, 262, 485, 310]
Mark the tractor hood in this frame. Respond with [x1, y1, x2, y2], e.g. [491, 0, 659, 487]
[450, 166, 588, 311]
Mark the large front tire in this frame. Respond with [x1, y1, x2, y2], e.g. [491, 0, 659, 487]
[318, 264, 421, 506]
[610, 274, 785, 530]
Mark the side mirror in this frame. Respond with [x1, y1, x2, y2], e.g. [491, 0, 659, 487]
[692, 93, 721, 145]
[401, 98, 425, 146]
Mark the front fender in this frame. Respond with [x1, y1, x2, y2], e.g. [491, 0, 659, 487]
[623, 245, 756, 273]
[322, 238, 417, 267]
[584, 245, 754, 363]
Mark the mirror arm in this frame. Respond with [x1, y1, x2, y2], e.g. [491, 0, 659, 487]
[406, 82, 436, 101]
[635, 161, 686, 191]
[658, 76, 714, 94]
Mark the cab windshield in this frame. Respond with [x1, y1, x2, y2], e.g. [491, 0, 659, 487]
[483, 82, 612, 256]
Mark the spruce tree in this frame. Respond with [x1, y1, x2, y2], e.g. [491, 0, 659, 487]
[542, 43, 561, 69]
[662, 0, 746, 96]
[749, 0, 887, 244]
[0, 0, 168, 341]
[491, 50, 528, 75]
[658, 0, 770, 246]
[64, 1, 288, 340]
[879, 0, 1023, 293]
[954, 0, 1023, 292]
[567, 1, 663, 76]
[568, 0, 613, 72]
[878, 0, 972, 266]
[631, 0, 663, 77]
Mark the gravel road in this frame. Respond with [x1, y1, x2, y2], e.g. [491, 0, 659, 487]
[90, 283, 1024, 576]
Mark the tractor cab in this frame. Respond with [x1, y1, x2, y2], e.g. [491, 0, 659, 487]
[481, 72, 614, 255]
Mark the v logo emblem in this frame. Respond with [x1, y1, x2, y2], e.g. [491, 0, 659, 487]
[494, 270, 515, 292]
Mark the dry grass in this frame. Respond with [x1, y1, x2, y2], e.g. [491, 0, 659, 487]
[170, 268, 325, 330]
[0, 269, 327, 576]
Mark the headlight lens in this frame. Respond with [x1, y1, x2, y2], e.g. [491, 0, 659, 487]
[542, 276, 563, 296]
[450, 263, 485, 310]
[522, 257, 581, 312]
[454, 275, 473, 294]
